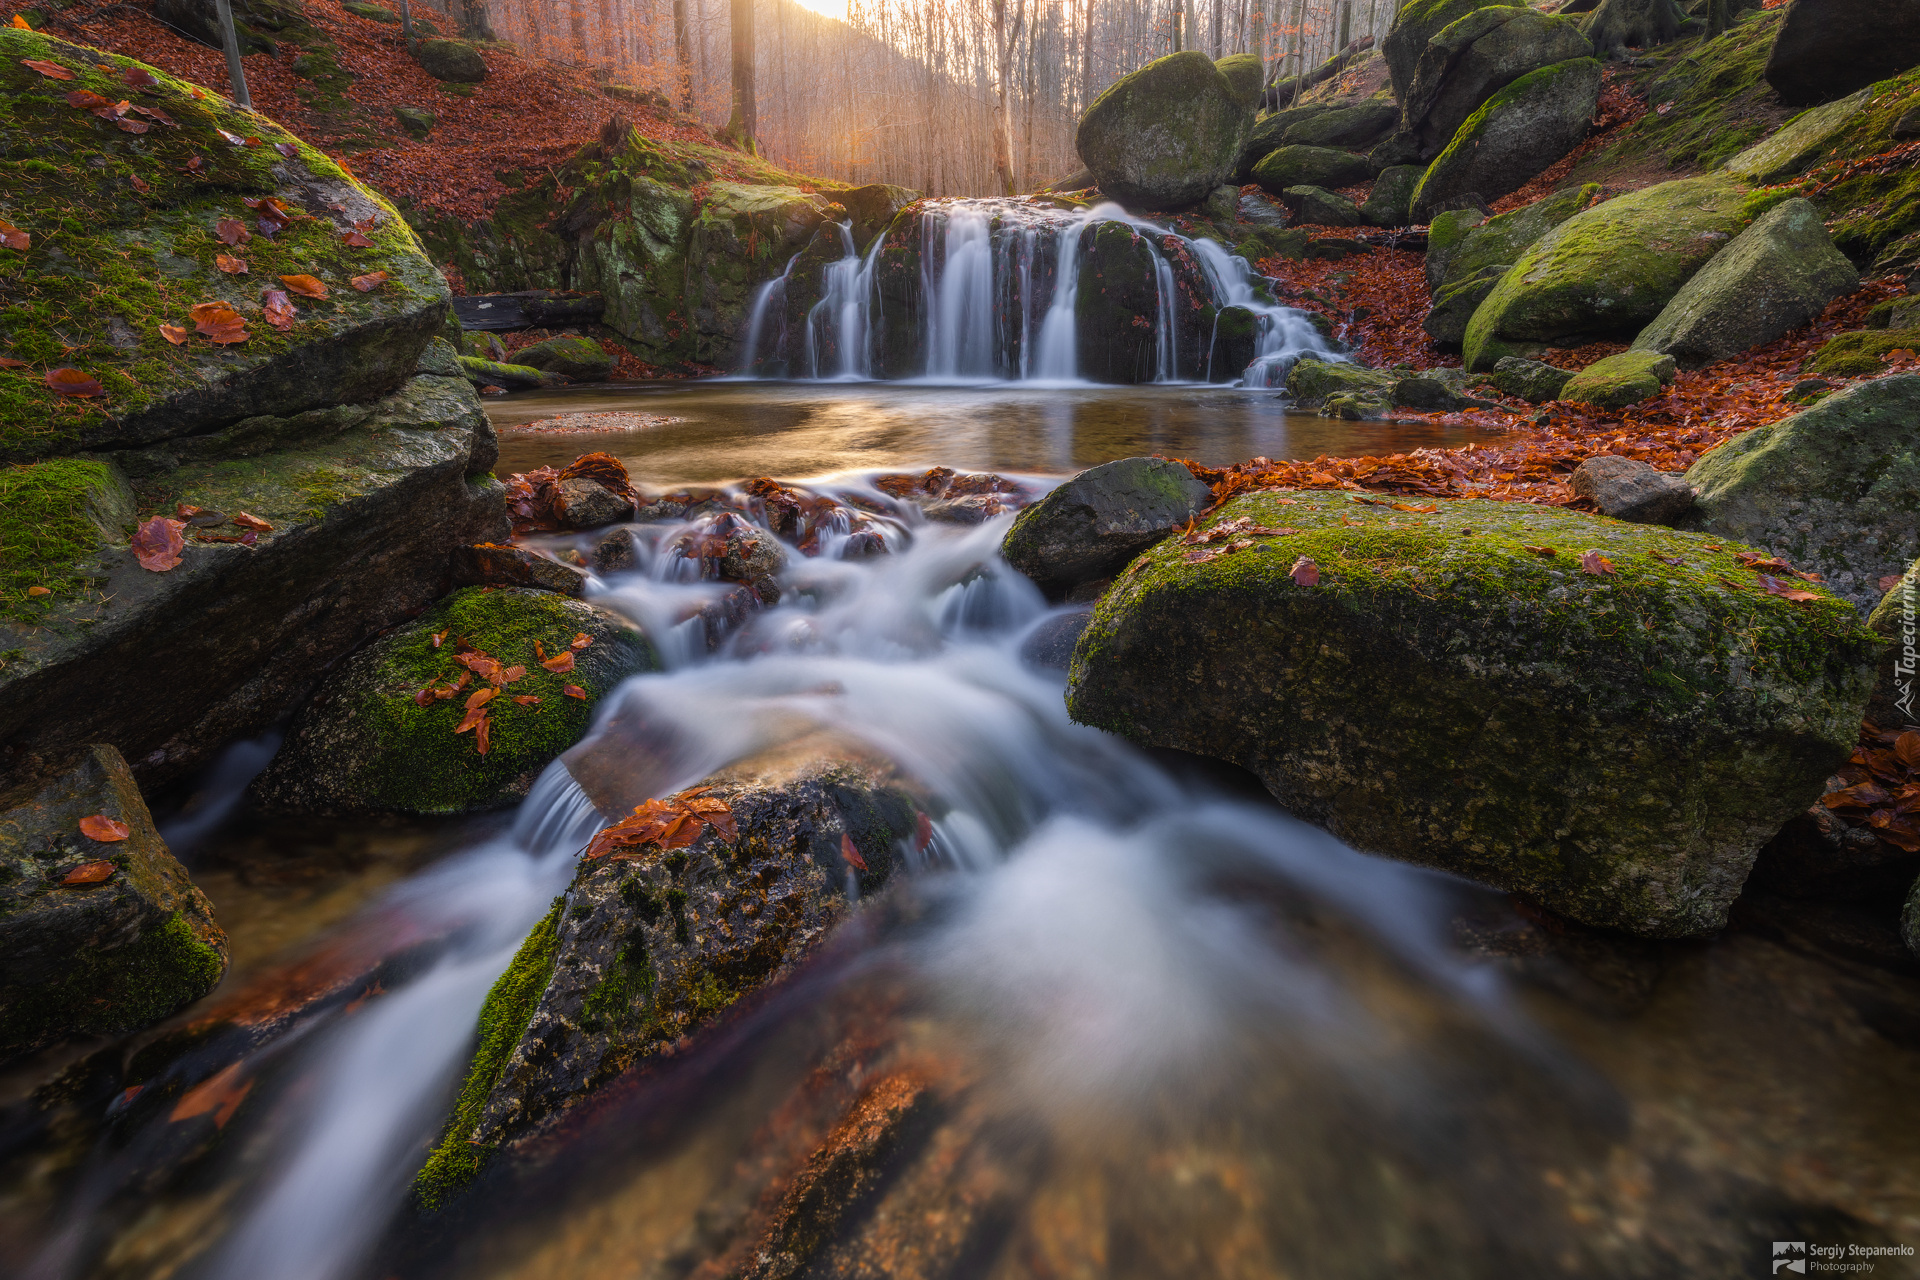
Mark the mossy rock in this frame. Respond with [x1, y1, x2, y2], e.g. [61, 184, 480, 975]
[686, 182, 844, 367]
[414, 37, 488, 83]
[1286, 356, 1395, 407]
[393, 104, 437, 139]
[457, 355, 558, 390]
[1633, 198, 1859, 369]
[1491, 356, 1574, 403]
[0, 29, 450, 464]
[1383, 0, 1528, 102]
[1073, 221, 1163, 383]
[1401, 6, 1594, 158]
[254, 587, 655, 816]
[1001, 456, 1213, 594]
[1596, 8, 1781, 175]
[1251, 145, 1371, 195]
[341, 0, 400, 19]
[1214, 52, 1265, 109]
[510, 335, 613, 382]
[1427, 184, 1599, 294]
[1803, 329, 1920, 379]
[1362, 164, 1424, 228]
[1410, 58, 1603, 221]
[0, 457, 135, 624]
[0, 744, 226, 1061]
[1283, 101, 1398, 151]
[1463, 174, 1751, 371]
[1066, 489, 1879, 936]
[1724, 88, 1873, 183]
[1560, 348, 1676, 409]
[1075, 51, 1251, 208]
[1687, 373, 1920, 611]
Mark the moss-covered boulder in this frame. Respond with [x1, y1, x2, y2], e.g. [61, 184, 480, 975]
[1423, 184, 1598, 345]
[1075, 52, 1252, 208]
[1560, 349, 1677, 409]
[1214, 52, 1266, 109]
[254, 587, 655, 816]
[414, 37, 487, 83]
[415, 737, 927, 1205]
[1490, 355, 1574, 403]
[1400, 6, 1594, 158]
[1763, 0, 1920, 107]
[839, 181, 919, 251]
[1632, 198, 1859, 369]
[1724, 89, 1873, 183]
[1280, 184, 1363, 228]
[392, 104, 436, 139]
[1286, 356, 1397, 411]
[1002, 456, 1213, 595]
[1363, 164, 1425, 227]
[1803, 329, 1920, 379]
[1463, 175, 1751, 370]
[687, 182, 844, 367]
[1066, 490, 1879, 936]
[511, 335, 614, 382]
[1686, 374, 1920, 612]
[1074, 221, 1163, 383]
[1383, 0, 1528, 102]
[457, 355, 558, 390]
[1251, 145, 1372, 195]
[0, 29, 452, 465]
[0, 744, 226, 1061]
[1282, 100, 1399, 151]
[1410, 59, 1603, 221]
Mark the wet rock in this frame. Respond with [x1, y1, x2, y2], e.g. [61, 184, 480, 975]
[456, 355, 561, 391]
[1490, 356, 1575, 403]
[253, 587, 654, 816]
[1066, 490, 1879, 937]
[1632, 198, 1859, 369]
[415, 738, 928, 1200]
[1285, 356, 1395, 412]
[1236, 190, 1291, 227]
[591, 527, 640, 575]
[1074, 221, 1164, 382]
[1569, 455, 1695, 525]
[451, 542, 591, 597]
[687, 183, 845, 367]
[716, 515, 787, 582]
[1400, 6, 1593, 159]
[414, 36, 487, 83]
[0, 745, 227, 1062]
[511, 335, 616, 382]
[1764, 0, 1920, 107]
[839, 182, 919, 250]
[1279, 185, 1363, 228]
[1251, 146, 1371, 195]
[1410, 58, 1603, 221]
[1559, 349, 1677, 410]
[1464, 175, 1750, 371]
[923, 494, 1011, 524]
[1020, 608, 1094, 671]
[1075, 51, 1252, 208]
[1000, 457, 1214, 596]
[551, 477, 635, 530]
[1685, 374, 1920, 611]
[1362, 165, 1424, 228]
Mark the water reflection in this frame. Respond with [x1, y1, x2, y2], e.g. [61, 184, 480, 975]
[487, 381, 1510, 488]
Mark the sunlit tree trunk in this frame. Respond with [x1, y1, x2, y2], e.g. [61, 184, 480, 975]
[991, 0, 1025, 194]
[457, 0, 495, 40]
[1210, 0, 1221, 56]
[724, 0, 756, 151]
[1080, 0, 1095, 111]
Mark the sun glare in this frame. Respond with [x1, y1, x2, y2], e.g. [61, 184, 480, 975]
[787, 0, 849, 19]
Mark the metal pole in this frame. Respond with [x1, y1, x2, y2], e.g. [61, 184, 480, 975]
[213, 0, 252, 109]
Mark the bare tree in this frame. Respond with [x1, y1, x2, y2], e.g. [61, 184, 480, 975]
[724, 0, 756, 150]
[457, 0, 494, 40]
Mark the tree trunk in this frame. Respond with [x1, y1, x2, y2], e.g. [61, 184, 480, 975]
[674, 0, 693, 108]
[1080, 0, 1095, 112]
[1249, 0, 1265, 75]
[212, 0, 251, 108]
[724, 0, 756, 151]
[991, 0, 1025, 195]
[1210, 0, 1221, 56]
[1337, 0, 1350, 51]
[457, 0, 495, 41]
[1584, 0, 1687, 58]
[1707, 0, 1729, 37]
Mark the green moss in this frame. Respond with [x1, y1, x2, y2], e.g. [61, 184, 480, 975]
[414, 900, 562, 1210]
[1587, 10, 1783, 174]
[1803, 328, 1920, 377]
[0, 910, 224, 1057]
[0, 457, 121, 620]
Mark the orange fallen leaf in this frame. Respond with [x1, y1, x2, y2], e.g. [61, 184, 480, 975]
[170, 1062, 252, 1127]
[350, 270, 389, 291]
[131, 516, 186, 571]
[214, 216, 249, 245]
[231, 511, 273, 532]
[1391, 502, 1438, 513]
[431, 629, 448, 648]
[512, 695, 540, 705]
[1577, 550, 1617, 576]
[60, 860, 116, 884]
[1522, 546, 1556, 558]
[454, 704, 488, 734]
[78, 814, 131, 842]
[541, 650, 574, 673]
[501, 664, 526, 683]
[341, 230, 373, 248]
[122, 66, 158, 91]
[475, 715, 491, 755]
[65, 88, 113, 109]
[22, 58, 75, 79]
[569, 632, 592, 650]
[262, 290, 296, 331]
[0, 356, 26, 368]
[215, 253, 247, 275]
[413, 685, 436, 707]
[1289, 556, 1319, 587]
[280, 274, 328, 299]
[1758, 575, 1821, 602]
[45, 367, 105, 397]
[160, 322, 187, 345]
[840, 832, 868, 871]
[130, 174, 151, 194]
[26, 585, 50, 596]
[465, 686, 497, 711]
[562, 684, 586, 700]
[11, 14, 29, 27]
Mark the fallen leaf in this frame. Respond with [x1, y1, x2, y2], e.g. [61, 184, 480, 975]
[78, 814, 131, 842]
[186, 155, 205, 173]
[231, 511, 273, 532]
[1879, 574, 1906, 592]
[11, 14, 29, 27]
[413, 685, 435, 707]
[26, 585, 49, 596]
[130, 174, 150, 194]
[453, 650, 505, 684]
[1290, 556, 1319, 587]
[113, 117, 150, 134]
[65, 88, 114, 109]
[570, 632, 592, 650]
[914, 811, 933, 851]
[189, 301, 247, 344]
[22, 58, 75, 79]
[214, 216, 250, 245]
[60, 859, 115, 884]
[1896, 731, 1920, 770]
[1825, 780, 1892, 811]
[45, 367, 105, 397]
[170, 1062, 251, 1127]
[1522, 546, 1557, 558]
[128, 103, 175, 126]
[160, 322, 187, 345]
[501, 664, 526, 683]
[122, 66, 159, 91]
[1651, 554, 1686, 566]
[216, 127, 247, 146]
[840, 832, 868, 871]
[454, 704, 488, 734]
[0, 218, 29, 251]
[275, 142, 298, 158]
[215, 253, 247, 275]
[465, 686, 497, 712]
[341, 230, 373, 248]
[1736, 551, 1793, 572]
[1391, 502, 1438, 513]
[350, 270, 389, 291]
[431, 629, 448, 649]
[1182, 547, 1221, 563]
[512, 695, 539, 705]
[1758, 575, 1822, 602]
[131, 516, 186, 571]
[541, 650, 575, 673]
[562, 684, 586, 700]
[0, 356, 25, 368]
[1577, 550, 1617, 576]
[475, 715, 491, 755]
[533, 640, 546, 660]
[280, 274, 328, 299]
[261, 290, 296, 331]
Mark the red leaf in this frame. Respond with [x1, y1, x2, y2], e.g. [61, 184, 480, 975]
[0, 218, 30, 251]
[280, 274, 328, 299]
[1522, 545, 1557, 557]
[562, 684, 587, 700]
[454, 703, 488, 733]
[215, 253, 248, 275]
[275, 141, 298, 158]
[840, 832, 868, 870]
[475, 716, 491, 755]
[262, 290, 296, 331]
[350, 270, 389, 291]
[78, 814, 131, 842]
[60, 859, 116, 885]
[130, 174, 151, 194]
[541, 650, 575, 673]
[45, 367, 105, 397]
[22, 58, 75, 79]
[1757, 575, 1822, 602]
[0, 356, 25, 368]
[131, 516, 186, 571]
[65, 88, 113, 109]
[341, 230, 374, 248]
[160, 322, 188, 345]
[121, 66, 159, 91]
[1290, 556, 1320, 587]
[1577, 550, 1617, 576]
[215, 216, 250, 246]
[570, 632, 593, 650]
[512, 695, 540, 705]
[231, 511, 273, 532]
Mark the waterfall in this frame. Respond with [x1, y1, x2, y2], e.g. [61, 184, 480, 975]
[740, 198, 1333, 387]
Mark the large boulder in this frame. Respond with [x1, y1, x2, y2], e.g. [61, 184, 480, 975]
[1400, 6, 1594, 158]
[1075, 52, 1252, 208]
[1724, 89, 1875, 184]
[1632, 198, 1860, 368]
[1363, 164, 1426, 227]
[838, 182, 919, 250]
[1065, 490, 1879, 936]
[1251, 145, 1372, 195]
[1383, 0, 1529, 102]
[414, 37, 488, 83]
[253, 587, 655, 816]
[1214, 52, 1266, 109]
[414, 737, 927, 1206]
[1685, 374, 1920, 612]
[1559, 348, 1677, 409]
[1424, 184, 1597, 344]
[1463, 175, 1751, 370]
[1279, 185, 1364, 228]
[686, 182, 845, 367]
[1570, 455, 1696, 524]
[511, 335, 616, 382]
[1073, 222, 1166, 383]
[1409, 58, 1603, 221]
[1001, 457, 1213, 596]
[1, 745, 226, 1061]
[1764, 0, 1920, 107]
[1282, 100, 1399, 151]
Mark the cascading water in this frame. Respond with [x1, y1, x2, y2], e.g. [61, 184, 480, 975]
[739, 198, 1334, 387]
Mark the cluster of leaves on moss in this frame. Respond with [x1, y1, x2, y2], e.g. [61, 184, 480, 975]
[1598, 9, 1785, 173]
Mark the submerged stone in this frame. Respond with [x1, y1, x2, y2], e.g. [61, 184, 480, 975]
[1066, 490, 1878, 936]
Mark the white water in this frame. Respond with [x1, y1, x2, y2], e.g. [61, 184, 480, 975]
[742, 198, 1334, 387]
[40, 484, 1511, 1280]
